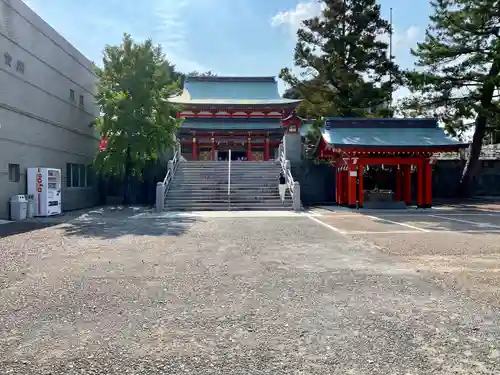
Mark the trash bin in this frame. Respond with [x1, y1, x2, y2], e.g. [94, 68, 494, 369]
[26, 194, 34, 218]
[10, 195, 28, 221]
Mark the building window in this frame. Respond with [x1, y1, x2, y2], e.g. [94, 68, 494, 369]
[4, 52, 12, 67]
[66, 163, 91, 188]
[70, 89, 75, 101]
[16, 60, 25, 73]
[8, 164, 20, 182]
[79, 94, 84, 107]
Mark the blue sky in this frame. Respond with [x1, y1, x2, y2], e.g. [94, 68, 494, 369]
[24, 0, 432, 97]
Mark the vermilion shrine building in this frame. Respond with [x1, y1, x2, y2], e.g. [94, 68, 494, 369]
[315, 118, 468, 208]
[168, 76, 302, 161]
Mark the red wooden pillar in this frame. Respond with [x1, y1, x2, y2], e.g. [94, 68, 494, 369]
[264, 137, 270, 161]
[401, 165, 411, 205]
[192, 137, 197, 161]
[337, 168, 345, 205]
[343, 170, 349, 204]
[424, 160, 433, 208]
[358, 163, 364, 208]
[211, 138, 216, 161]
[417, 160, 424, 207]
[395, 167, 402, 201]
[347, 165, 357, 208]
[336, 168, 342, 204]
[246, 136, 252, 161]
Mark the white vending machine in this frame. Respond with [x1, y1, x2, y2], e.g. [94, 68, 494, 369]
[27, 168, 62, 216]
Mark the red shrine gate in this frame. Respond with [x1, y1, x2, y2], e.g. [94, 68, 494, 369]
[316, 118, 469, 208]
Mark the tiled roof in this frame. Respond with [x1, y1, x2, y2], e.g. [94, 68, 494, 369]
[321, 127, 468, 148]
[168, 76, 302, 106]
[181, 118, 282, 131]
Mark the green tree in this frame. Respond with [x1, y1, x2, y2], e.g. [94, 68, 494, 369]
[186, 70, 217, 76]
[94, 33, 181, 203]
[405, 0, 500, 196]
[280, 0, 400, 117]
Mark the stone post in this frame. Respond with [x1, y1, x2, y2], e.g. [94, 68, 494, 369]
[292, 181, 301, 211]
[155, 182, 164, 213]
[168, 160, 174, 175]
[278, 143, 284, 161]
[283, 133, 302, 163]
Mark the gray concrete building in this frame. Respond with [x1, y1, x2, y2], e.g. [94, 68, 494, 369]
[0, 0, 99, 219]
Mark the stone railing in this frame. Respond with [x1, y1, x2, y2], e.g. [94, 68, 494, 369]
[279, 144, 302, 211]
[155, 144, 181, 212]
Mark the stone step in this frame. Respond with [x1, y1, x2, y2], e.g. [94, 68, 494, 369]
[170, 183, 280, 188]
[167, 191, 281, 197]
[165, 206, 292, 211]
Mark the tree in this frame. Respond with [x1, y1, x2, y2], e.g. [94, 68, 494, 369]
[186, 70, 217, 77]
[280, 0, 400, 118]
[94, 34, 182, 203]
[404, 0, 500, 196]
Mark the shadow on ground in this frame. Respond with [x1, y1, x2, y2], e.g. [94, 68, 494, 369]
[61, 216, 200, 239]
[1, 206, 201, 239]
[0, 221, 59, 238]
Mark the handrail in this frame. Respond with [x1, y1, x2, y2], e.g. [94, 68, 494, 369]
[163, 146, 180, 198]
[279, 147, 295, 195]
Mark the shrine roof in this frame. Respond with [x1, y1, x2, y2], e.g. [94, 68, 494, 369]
[168, 76, 302, 107]
[320, 117, 468, 149]
[181, 117, 282, 131]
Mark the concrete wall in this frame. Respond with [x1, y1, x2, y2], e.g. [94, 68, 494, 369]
[0, 0, 99, 219]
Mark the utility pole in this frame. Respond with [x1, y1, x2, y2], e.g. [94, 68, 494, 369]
[389, 7, 393, 112]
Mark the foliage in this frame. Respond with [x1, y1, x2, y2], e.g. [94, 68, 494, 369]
[186, 70, 218, 77]
[94, 33, 182, 202]
[280, 0, 400, 118]
[404, 0, 500, 195]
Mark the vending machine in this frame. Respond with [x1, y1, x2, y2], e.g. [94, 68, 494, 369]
[27, 168, 62, 216]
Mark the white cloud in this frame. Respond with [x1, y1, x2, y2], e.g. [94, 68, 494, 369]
[152, 0, 209, 73]
[271, 1, 421, 55]
[271, 1, 324, 36]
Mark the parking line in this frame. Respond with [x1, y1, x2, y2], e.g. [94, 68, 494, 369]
[307, 215, 346, 234]
[429, 214, 500, 229]
[344, 230, 421, 234]
[363, 214, 431, 232]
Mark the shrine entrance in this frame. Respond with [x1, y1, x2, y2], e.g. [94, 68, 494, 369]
[315, 117, 469, 209]
[218, 150, 246, 161]
[335, 157, 432, 208]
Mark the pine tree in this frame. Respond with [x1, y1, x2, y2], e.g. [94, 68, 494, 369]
[405, 0, 500, 196]
[280, 0, 400, 117]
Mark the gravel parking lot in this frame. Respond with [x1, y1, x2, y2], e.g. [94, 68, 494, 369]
[1, 207, 500, 374]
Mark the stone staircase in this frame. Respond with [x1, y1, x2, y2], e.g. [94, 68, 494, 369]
[165, 161, 293, 211]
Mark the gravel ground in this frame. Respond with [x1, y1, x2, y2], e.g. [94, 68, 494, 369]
[1, 210, 500, 374]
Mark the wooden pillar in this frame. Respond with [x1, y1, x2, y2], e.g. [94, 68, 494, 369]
[417, 160, 424, 208]
[424, 160, 433, 208]
[401, 165, 411, 205]
[247, 136, 252, 161]
[347, 165, 357, 208]
[192, 137, 197, 161]
[336, 168, 341, 205]
[395, 167, 402, 201]
[358, 163, 364, 208]
[339, 170, 344, 204]
[264, 137, 270, 161]
[211, 137, 216, 161]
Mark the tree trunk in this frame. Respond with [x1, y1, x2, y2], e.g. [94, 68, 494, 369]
[456, 115, 486, 197]
[123, 145, 132, 204]
[456, 59, 500, 197]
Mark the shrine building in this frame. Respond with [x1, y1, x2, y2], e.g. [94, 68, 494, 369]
[168, 76, 302, 161]
[315, 117, 469, 208]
